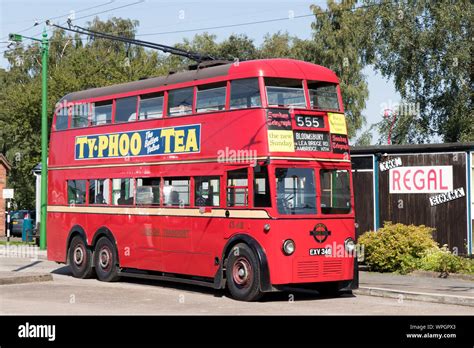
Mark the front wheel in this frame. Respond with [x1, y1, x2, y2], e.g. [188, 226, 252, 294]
[226, 243, 263, 302]
[94, 237, 120, 282]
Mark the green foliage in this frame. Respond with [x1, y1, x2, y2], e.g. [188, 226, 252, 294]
[0, 17, 164, 210]
[358, 222, 437, 274]
[308, 0, 371, 138]
[419, 246, 473, 275]
[365, 0, 473, 143]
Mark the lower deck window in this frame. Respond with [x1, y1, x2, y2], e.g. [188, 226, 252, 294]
[195, 177, 220, 207]
[136, 178, 161, 205]
[112, 178, 135, 205]
[320, 169, 351, 214]
[227, 168, 248, 207]
[67, 180, 86, 205]
[163, 178, 190, 206]
[89, 179, 110, 205]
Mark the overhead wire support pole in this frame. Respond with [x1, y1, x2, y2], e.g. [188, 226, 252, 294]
[8, 29, 49, 250]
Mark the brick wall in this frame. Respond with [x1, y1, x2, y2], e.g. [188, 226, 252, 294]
[0, 165, 6, 235]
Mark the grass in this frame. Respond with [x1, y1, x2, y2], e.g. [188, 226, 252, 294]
[0, 240, 36, 246]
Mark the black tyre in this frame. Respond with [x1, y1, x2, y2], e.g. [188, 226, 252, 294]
[226, 243, 263, 302]
[68, 235, 95, 279]
[94, 237, 120, 282]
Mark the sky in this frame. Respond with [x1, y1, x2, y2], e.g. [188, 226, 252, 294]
[0, 0, 400, 142]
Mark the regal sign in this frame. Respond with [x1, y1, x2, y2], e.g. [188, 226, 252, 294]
[389, 166, 453, 194]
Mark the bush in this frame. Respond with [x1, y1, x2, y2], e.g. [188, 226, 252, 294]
[358, 222, 437, 274]
[419, 246, 474, 275]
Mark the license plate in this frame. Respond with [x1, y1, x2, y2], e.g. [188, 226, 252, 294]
[12, 221, 18, 224]
[309, 247, 332, 256]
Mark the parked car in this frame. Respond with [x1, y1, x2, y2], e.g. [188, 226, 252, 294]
[8, 210, 36, 237]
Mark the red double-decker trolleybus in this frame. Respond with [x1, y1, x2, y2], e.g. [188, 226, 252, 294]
[47, 58, 357, 301]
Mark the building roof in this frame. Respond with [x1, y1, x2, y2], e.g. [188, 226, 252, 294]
[59, 58, 339, 103]
[0, 154, 11, 171]
[350, 142, 474, 155]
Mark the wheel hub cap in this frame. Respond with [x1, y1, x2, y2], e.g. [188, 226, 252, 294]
[232, 257, 252, 288]
[73, 246, 84, 265]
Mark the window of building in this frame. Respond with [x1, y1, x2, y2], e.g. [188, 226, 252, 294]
[89, 179, 110, 205]
[163, 177, 190, 206]
[195, 176, 220, 207]
[55, 106, 69, 130]
[138, 93, 164, 120]
[227, 168, 248, 207]
[136, 178, 161, 205]
[308, 82, 340, 111]
[320, 169, 351, 214]
[254, 166, 271, 207]
[265, 78, 306, 108]
[115, 96, 138, 123]
[71, 103, 89, 128]
[196, 83, 226, 113]
[168, 88, 194, 116]
[112, 178, 135, 205]
[67, 180, 87, 205]
[230, 78, 261, 109]
[275, 168, 316, 215]
[91, 101, 112, 126]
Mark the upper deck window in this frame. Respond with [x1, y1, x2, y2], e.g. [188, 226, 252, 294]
[196, 82, 226, 113]
[115, 96, 138, 123]
[230, 78, 261, 109]
[139, 92, 164, 120]
[265, 78, 306, 108]
[168, 87, 194, 116]
[91, 101, 112, 126]
[55, 106, 69, 130]
[308, 81, 340, 111]
[71, 104, 89, 129]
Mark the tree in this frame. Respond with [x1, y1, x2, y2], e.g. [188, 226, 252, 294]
[0, 18, 164, 209]
[366, 0, 473, 143]
[306, 0, 373, 139]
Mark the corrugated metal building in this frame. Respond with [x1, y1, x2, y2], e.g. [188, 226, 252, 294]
[351, 143, 474, 255]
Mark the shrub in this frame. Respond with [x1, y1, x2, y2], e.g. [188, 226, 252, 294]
[358, 222, 437, 274]
[419, 246, 466, 275]
[419, 246, 474, 275]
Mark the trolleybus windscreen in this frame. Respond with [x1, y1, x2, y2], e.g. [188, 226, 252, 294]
[275, 168, 316, 215]
[265, 78, 306, 108]
[308, 82, 340, 111]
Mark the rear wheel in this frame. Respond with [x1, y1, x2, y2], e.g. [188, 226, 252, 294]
[94, 237, 120, 282]
[226, 243, 263, 302]
[68, 235, 94, 279]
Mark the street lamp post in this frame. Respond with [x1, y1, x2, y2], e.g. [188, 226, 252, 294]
[9, 29, 49, 250]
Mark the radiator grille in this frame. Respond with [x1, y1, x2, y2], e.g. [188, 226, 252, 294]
[296, 259, 344, 279]
[296, 261, 319, 278]
[322, 259, 343, 276]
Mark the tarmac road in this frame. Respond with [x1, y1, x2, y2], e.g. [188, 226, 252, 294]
[0, 258, 472, 315]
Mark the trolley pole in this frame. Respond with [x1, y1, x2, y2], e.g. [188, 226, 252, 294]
[9, 29, 49, 250]
[40, 29, 49, 250]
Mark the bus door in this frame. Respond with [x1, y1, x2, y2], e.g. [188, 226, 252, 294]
[161, 175, 222, 278]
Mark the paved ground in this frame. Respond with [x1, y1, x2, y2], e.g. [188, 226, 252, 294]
[360, 271, 474, 298]
[0, 257, 473, 315]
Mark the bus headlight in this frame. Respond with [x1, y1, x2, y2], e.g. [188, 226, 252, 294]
[282, 239, 295, 255]
[344, 238, 356, 253]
